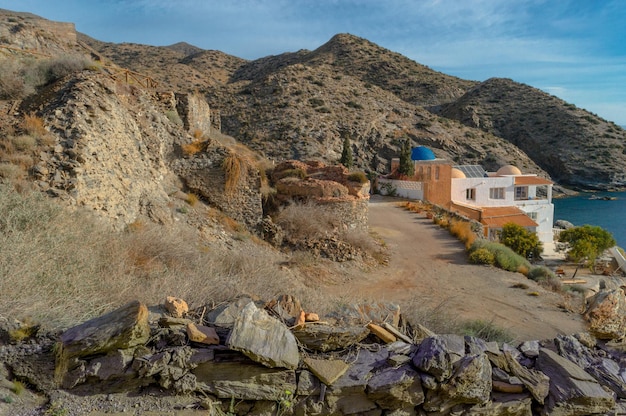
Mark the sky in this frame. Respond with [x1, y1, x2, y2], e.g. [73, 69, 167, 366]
[2, 0, 625, 125]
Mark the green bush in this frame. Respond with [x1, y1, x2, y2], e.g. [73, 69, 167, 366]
[558, 225, 616, 270]
[527, 265, 555, 282]
[470, 239, 531, 273]
[279, 168, 307, 180]
[347, 171, 368, 184]
[500, 223, 543, 260]
[468, 248, 495, 265]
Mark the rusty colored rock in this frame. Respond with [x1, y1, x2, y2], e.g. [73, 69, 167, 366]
[186, 323, 220, 345]
[165, 296, 189, 318]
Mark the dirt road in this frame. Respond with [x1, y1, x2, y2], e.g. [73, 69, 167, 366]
[341, 196, 586, 342]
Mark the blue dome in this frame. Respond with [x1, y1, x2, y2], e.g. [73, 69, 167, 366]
[411, 146, 436, 161]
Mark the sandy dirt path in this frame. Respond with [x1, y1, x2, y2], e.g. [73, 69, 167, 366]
[340, 195, 586, 342]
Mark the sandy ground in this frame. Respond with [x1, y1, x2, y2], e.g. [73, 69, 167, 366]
[338, 195, 588, 342]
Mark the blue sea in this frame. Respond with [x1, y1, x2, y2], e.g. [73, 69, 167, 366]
[553, 191, 626, 248]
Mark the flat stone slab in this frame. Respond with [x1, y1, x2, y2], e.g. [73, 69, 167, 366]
[303, 357, 349, 385]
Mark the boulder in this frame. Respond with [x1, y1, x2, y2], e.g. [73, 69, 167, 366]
[205, 296, 257, 327]
[464, 393, 533, 416]
[537, 348, 615, 415]
[226, 301, 299, 369]
[555, 335, 626, 398]
[584, 288, 626, 339]
[56, 301, 150, 384]
[265, 294, 303, 324]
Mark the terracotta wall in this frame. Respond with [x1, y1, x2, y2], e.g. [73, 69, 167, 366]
[420, 162, 452, 208]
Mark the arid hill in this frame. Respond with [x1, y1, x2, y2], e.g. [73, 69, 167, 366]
[78, 32, 626, 191]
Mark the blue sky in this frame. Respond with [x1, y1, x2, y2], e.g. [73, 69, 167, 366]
[3, 0, 625, 125]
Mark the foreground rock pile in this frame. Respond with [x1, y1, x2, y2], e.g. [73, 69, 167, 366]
[3, 293, 626, 415]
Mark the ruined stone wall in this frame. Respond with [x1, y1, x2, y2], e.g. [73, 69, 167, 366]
[175, 92, 212, 134]
[317, 198, 369, 232]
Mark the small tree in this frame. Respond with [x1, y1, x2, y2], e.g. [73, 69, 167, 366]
[340, 135, 353, 168]
[398, 139, 414, 177]
[500, 223, 543, 261]
[558, 225, 616, 271]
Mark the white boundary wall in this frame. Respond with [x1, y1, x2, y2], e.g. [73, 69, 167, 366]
[378, 179, 423, 200]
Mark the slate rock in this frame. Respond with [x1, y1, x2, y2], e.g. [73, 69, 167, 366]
[366, 364, 424, 409]
[537, 347, 615, 415]
[504, 351, 550, 404]
[193, 356, 297, 401]
[227, 301, 299, 369]
[426, 353, 492, 412]
[412, 336, 453, 382]
[303, 357, 350, 385]
[205, 296, 257, 328]
[58, 301, 150, 360]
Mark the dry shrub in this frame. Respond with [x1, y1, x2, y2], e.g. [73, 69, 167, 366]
[0, 163, 24, 181]
[185, 192, 199, 206]
[11, 134, 36, 151]
[6, 153, 34, 170]
[22, 113, 47, 139]
[276, 201, 338, 241]
[192, 129, 205, 140]
[347, 171, 368, 184]
[181, 139, 208, 156]
[449, 220, 476, 249]
[223, 152, 249, 194]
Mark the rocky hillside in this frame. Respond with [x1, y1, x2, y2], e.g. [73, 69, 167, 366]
[436, 78, 626, 190]
[78, 31, 626, 190]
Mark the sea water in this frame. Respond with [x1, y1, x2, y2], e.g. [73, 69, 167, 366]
[553, 191, 626, 248]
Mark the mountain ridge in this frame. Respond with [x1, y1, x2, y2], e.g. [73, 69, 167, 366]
[2, 9, 626, 191]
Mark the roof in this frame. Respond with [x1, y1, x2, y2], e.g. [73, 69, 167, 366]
[411, 146, 436, 161]
[454, 165, 487, 178]
[514, 176, 553, 186]
[480, 206, 538, 228]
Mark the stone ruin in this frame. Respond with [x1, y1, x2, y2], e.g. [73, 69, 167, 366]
[3, 287, 626, 415]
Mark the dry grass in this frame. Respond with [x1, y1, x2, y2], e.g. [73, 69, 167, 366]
[223, 152, 249, 194]
[0, 185, 332, 329]
[22, 113, 47, 140]
[275, 201, 339, 241]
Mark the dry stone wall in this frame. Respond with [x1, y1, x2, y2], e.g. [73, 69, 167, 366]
[3, 293, 624, 415]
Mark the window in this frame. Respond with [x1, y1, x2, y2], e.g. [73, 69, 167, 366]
[435, 166, 440, 180]
[426, 167, 432, 180]
[526, 211, 538, 220]
[515, 186, 528, 200]
[489, 187, 505, 199]
[466, 188, 476, 200]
